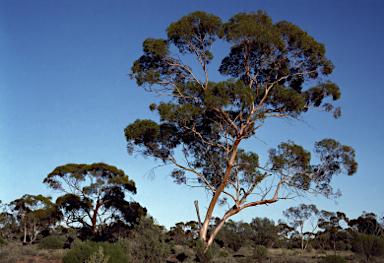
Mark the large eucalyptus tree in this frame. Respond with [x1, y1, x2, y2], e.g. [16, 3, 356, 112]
[43, 163, 145, 236]
[125, 11, 357, 246]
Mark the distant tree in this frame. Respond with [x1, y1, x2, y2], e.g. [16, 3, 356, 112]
[214, 219, 243, 251]
[250, 217, 280, 247]
[167, 220, 199, 245]
[43, 163, 145, 238]
[125, 10, 357, 246]
[278, 220, 296, 242]
[0, 201, 20, 241]
[9, 194, 61, 243]
[318, 210, 349, 254]
[282, 204, 320, 250]
[348, 211, 383, 237]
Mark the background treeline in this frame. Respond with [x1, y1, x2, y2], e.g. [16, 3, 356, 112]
[1, 193, 384, 262]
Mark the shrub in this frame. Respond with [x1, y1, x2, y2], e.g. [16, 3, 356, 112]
[21, 247, 38, 256]
[38, 236, 64, 249]
[335, 240, 347, 251]
[85, 246, 110, 263]
[352, 234, 384, 260]
[306, 244, 313, 253]
[253, 245, 268, 261]
[194, 239, 214, 263]
[322, 255, 349, 263]
[0, 249, 13, 259]
[116, 238, 131, 256]
[62, 241, 129, 263]
[218, 251, 230, 258]
[0, 237, 8, 246]
[129, 217, 171, 263]
[70, 238, 83, 249]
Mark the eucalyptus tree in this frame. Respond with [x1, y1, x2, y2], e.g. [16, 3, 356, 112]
[0, 201, 19, 241]
[125, 11, 357, 246]
[250, 217, 280, 247]
[10, 194, 61, 244]
[43, 163, 145, 236]
[348, 211, 384, 237]
[318, 210, 350, 254]
[282, 204, 320, 250]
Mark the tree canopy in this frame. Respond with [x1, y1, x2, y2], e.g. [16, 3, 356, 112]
[9, 194, 61, 244]
[43, 163, 145, 237]
[125, 11, 357, 245]
[282, 204, 320, 250]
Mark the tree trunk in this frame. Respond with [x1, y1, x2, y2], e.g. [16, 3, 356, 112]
[23, 224, 27, 244]
[199, 141, 240, 243]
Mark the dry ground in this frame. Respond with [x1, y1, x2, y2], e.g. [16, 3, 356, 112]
[1, 242, 382, 263]
[0, 242, 65, 263]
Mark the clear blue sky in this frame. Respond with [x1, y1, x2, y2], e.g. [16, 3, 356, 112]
[1, 0, 383, 230]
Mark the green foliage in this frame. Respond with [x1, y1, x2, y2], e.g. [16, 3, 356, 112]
[218, 251, 230, 257]
[348, 212, 383, 236]
[10, 194, 62, 244]
[322, 255, 349, 263]
[116, 238, 131, 256]
[250, 217, 279, 247]
[0, 237, 8, 246]
[21, 247, 38, 256]
[194, 239, 214, 263]
[127, 10, 357, 246]
[38, 236, 64, 249]
[62, 241, 129, 263]
[85, 246, 110, 263]
[129, 216, 170, 263]
[70, 238, 83, 249]
[352, 234, 384, 260]
[214, 219, 245, 251]
[282, 204, 320, 250]
[335, 240, 347, 251]
[253, 245, 268, 260]
[44, 163, 145, 236]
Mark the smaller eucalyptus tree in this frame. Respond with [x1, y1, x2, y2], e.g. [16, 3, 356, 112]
[10, 194, 61, 243]
[282, 204, 320, 250]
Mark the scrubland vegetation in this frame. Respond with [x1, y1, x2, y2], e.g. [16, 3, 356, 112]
[1, 206, 384, 262]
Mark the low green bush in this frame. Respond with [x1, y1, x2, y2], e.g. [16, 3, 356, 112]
[218, 251, 230, 258]
[62, 241, 129, 263]
[194, 239, 214, 263]
[352, 234, 384, 261]
[21, 247, 38, 256]
[253, 245, 268, 260]
[85, 246, 110, 263]
[0, 237, 8, 246]
[306, 244, 313, 252]
[70, 237, 83, 249]
[38, 236, 64, 249]
[0, 249, 13, 259]
[116, 238, 131, 256]
[335, 240, 347, 251]
[322, 255, 348, 263]
[129, 217, 171, 263]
